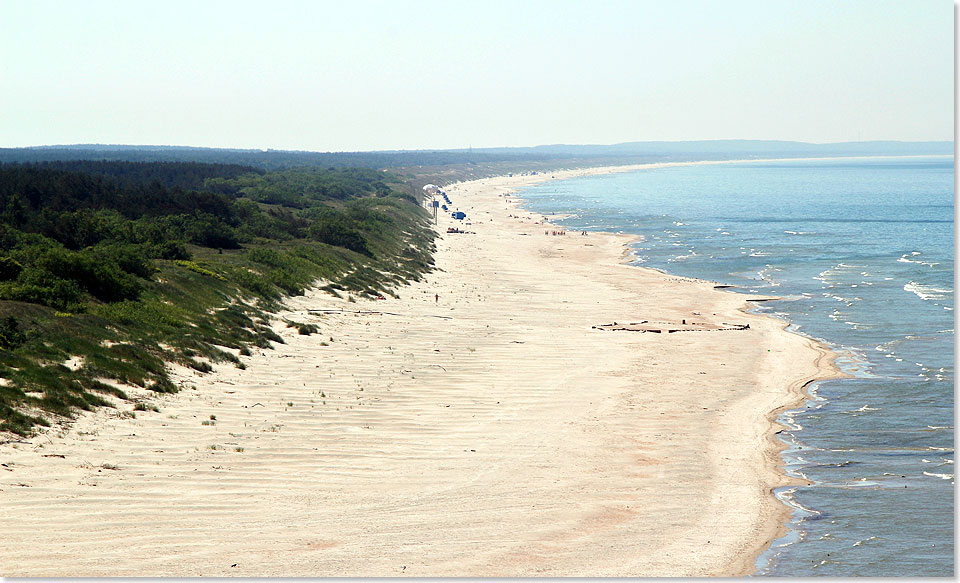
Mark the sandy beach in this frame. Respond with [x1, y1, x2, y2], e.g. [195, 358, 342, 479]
[0, 164, 844, 576]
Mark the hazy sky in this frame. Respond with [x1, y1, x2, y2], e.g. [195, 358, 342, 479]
[1, 0, 953, 151]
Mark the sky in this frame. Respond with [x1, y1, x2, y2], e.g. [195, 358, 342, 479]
[0, 0, 953, 151]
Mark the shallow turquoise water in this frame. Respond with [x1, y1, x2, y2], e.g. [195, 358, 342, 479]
[514, 157, 954, 577]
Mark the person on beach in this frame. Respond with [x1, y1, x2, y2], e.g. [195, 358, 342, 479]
[435, 293, 439, 303]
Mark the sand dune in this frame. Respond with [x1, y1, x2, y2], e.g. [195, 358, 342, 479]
[0, 166, 842, 576]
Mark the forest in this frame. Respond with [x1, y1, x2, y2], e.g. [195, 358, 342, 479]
[1, 140, 949, 171]
[0, 161, 436, 435]
[0, 145, 563, 170]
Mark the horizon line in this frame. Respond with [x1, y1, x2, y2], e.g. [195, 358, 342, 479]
[0, 138, 953, 155]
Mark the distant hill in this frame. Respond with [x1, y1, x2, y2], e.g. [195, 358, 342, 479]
[463, 139, 954, 157]
[0, 140, 951, 170]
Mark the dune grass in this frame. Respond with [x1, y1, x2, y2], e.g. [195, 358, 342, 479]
[0, 164, 436, 436]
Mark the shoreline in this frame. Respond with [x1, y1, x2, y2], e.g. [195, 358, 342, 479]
[0, 159, 848, 576]
[475, 165, 848, 574]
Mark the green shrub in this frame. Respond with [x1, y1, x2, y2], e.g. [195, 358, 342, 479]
[0, 256, 22, 281]
[95, 300, 184, 329]
[0, 276, 85, 311]
[247, 248, 284, 267]
[33, 247, 143, 303]
[309, 221, 372, 256]
[233, 268, 279, 299]
[184, 213, 239, 249]
[257, 326, 284, 345]
[185, 359, 212, 373]
[0, 316, 26, 350]
[297, 324, 318, 335]
[152, 240, 191, 260]
[174, 259, 225, 280]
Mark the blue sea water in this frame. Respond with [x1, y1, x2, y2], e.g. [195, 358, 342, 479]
[514, 156, 954, 577]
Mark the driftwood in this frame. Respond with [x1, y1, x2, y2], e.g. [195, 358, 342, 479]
[593, 320, 750, 333]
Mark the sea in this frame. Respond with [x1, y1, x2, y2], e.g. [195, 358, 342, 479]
[514, 156, 954, 577]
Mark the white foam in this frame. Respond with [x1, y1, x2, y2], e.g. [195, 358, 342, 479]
[816, 262, 865, 286]
[922, 471, 954, 480]
[668, 252, 697, 262]
[898, 253, 940, 267]
[922, 458, 955, 466]
[826, 293, 859, 307]
[904, 281, 953, 301]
